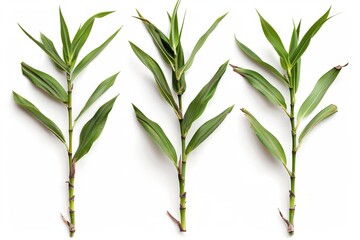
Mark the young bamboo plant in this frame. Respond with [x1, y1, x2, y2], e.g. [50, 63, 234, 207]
[231, 8, 346, 234]
[130, 0, 233, 232]
[13, 9, 120, 237]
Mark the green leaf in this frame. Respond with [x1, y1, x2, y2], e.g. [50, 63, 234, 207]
[232, 66, 287, 110]
[169, 0, 181, 51]
[129, 42, 180, 118]
[183, 60, 228, 135]
[21, 62, 68, 103]
[75, 72, 118, 121]
[289, 21, 301, 92]
[59, 8, 71, 63]
[178, 13, 227, 78]
[133, 104, 177, 166]
[186, 105, 233, 155]
[19, 24, 69, 72]
[299, 104, 337, 144]
[257, 11, 289, 66]
[290, 7, 331, 65]
[135, 10, 174, 66]
[289, 21, 301, 56]
[72, 28, 121, 80]
[241, 108, 287, 165]
[71, 11, 115, 65]
[235, 37, 288, 85]
[292, 59, 301, 93]
[13, 92, 66, 145]
[297, 64, 346, 123]
[40, 33, 63, 64]
[74, 95, 118, 162]
[172, 42, 186, 95]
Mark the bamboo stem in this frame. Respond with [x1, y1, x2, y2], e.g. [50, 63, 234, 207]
[67, 73, 76, 237]
[178, 94, 187, 232]
[289, 84, 296, 234]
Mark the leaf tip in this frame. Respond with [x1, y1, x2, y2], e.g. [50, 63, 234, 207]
[131, 103, 138, 111]
[229, 64, 238, 70]
[228, 104, 235, 111]
[335, 63, 348, 70]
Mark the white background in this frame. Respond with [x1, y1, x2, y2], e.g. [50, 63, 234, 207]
[0, 0, 357, 239]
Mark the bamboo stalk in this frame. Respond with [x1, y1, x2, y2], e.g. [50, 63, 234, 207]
[178, 94, 187, 232]
[67, 72, 76, 237]
[289, 85, 296, 234]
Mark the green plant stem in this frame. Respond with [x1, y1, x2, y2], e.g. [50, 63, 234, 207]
[289, 84, 296, 234]
[67, 72, 76, 237]
[178, 94, 187, 232]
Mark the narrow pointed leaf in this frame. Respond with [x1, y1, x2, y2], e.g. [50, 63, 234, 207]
[71, 11, 114, 65]
[130, 42, 180, 118]
[133, 104, 177, 166]
[297, 64, 346, 122]
[169, 0, 181, 50]
[21, 62, 68, 103]
[59, 8, 71, 63]
[179, 11, 186, 40]
[241, 108, 287, 165]
[257, 11, 289, 65]
[289, 21, 301, 91]
[13, 92, 66, 144]
[183, 61, 228, 135]
[19, 25, 68, 72]
[40, 33, 63, 63]
[299, 104, 337, 144]
[72, 28, 120, 80]
[178, 13, 226, 78]
[172, 42, 186, 95]
[135, 10, 174, 65]
[186, 105, 233, 155]
[75, 73, 118, 121]
[74, 95, 118, 162]
[289, 21, 301, 55]
[235, 38, 287, 85]
[232, 66, 287, 110]
[290, 8, 331, 65]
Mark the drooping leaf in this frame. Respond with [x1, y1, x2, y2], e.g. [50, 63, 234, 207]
[74, 95, 118, 162]
[133, 104, 177, 166]
[232, 66, 287, 110]
[299, 104, 337, 144]
[13, 92, 66, 145]
[235, 37, 288, 85]
[183, 61, 228, 135]
[135, 10, 174, 66]
[71, 11, 115, 65]
[297, 64, 346, 123]
[178, 13, 227, 78]
[130, 42, 180, 118]
[257, 11, 289, 66]
[241, 108, 287, 165]
[72, 28, 121, 80]
[289, 21, 301, 91]
[21, 62, 68, 103]
[290, 8, 331, 65]
[169, 0, 181, 51]
[75, 73, 118, 121]
[59, 8, 71, 63]
[172, 42, 186, 95]
[186, 105, 233, 155]
[19, 24, 69, 72]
